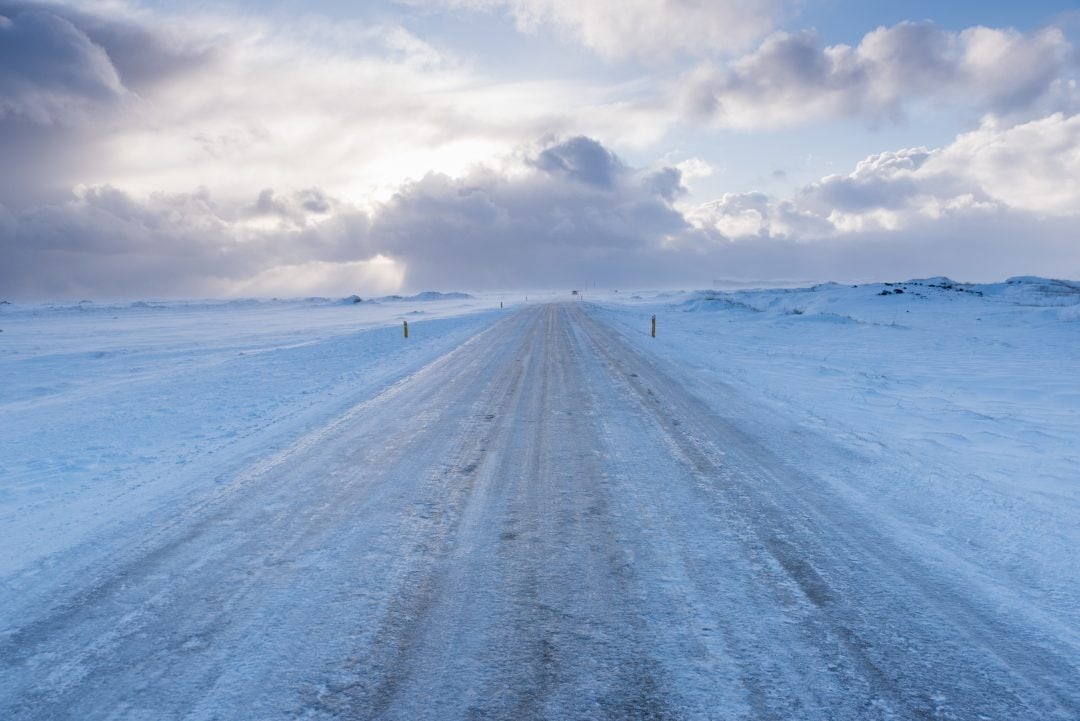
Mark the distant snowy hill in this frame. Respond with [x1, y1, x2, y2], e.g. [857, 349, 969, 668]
[668, 276, 1080, 321]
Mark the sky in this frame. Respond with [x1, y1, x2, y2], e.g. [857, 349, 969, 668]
[1, 0, 1079, 298]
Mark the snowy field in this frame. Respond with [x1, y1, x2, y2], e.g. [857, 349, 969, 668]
[2, 278, 1078, 719]
[593, 276, 1080, 637]
[0, 293, 503, 575]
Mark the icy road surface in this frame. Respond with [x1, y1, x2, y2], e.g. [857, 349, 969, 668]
[2, 302, 1078, 720]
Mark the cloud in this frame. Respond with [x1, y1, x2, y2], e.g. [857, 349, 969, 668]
[2, 2, 1078, 298]
[807, 112, 1080, 224]
[680, 211, 1080, 285]
[0, 1, 221, 206]
[0, 0, 218, 123]
[0, 183, 381, 299]
[687, 112, 1080, 243]
[230, 256, 404, 298]
[530, 135, 622, 188]
[0, 1, 665, 216]
[405, 0, 786, 60]
[622, 111, 1080, 282]
[368, 136, 689, 289]
[6, 122, 1078, 301]
[680, 21, 1075, 128]
[0, 136, 691, 297]
[246, 188, 334, 225]
[0, 8, 127, 124]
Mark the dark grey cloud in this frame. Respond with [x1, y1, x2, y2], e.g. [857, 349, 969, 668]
[246, 188, 336, 225]
[0, 1, 216, 97]
[641, 167, 686, 202]
[531, 136, 622, 189]
[299, 188, 332, 214]
[0, 115, 102, 207]
[0, 184, 372, 299]
[0, 8, 125, 123]
[250, 188, 290, 218]
[0, 2, 219, 210]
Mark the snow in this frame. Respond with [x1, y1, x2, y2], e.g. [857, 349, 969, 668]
[0, 294, 502, 576]
[591, 276, 1080, 636]
[2, 281, 1078, 718]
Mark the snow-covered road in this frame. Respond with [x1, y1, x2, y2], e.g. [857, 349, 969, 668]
[3, 302, 1077, 720]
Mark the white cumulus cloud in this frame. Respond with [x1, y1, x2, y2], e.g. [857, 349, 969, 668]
[679, 21, 1074, 128]
[688, 111, 1080, 241]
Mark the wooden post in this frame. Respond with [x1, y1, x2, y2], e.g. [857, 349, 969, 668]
[500, 301, 503, 308]
[404, 320, 409, 338]
[651, 315, 656, 338]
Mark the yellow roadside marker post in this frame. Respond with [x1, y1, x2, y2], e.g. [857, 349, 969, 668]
[404, 320, 409, 338]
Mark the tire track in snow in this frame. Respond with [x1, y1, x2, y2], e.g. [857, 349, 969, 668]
[308, 304, 678, 720]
